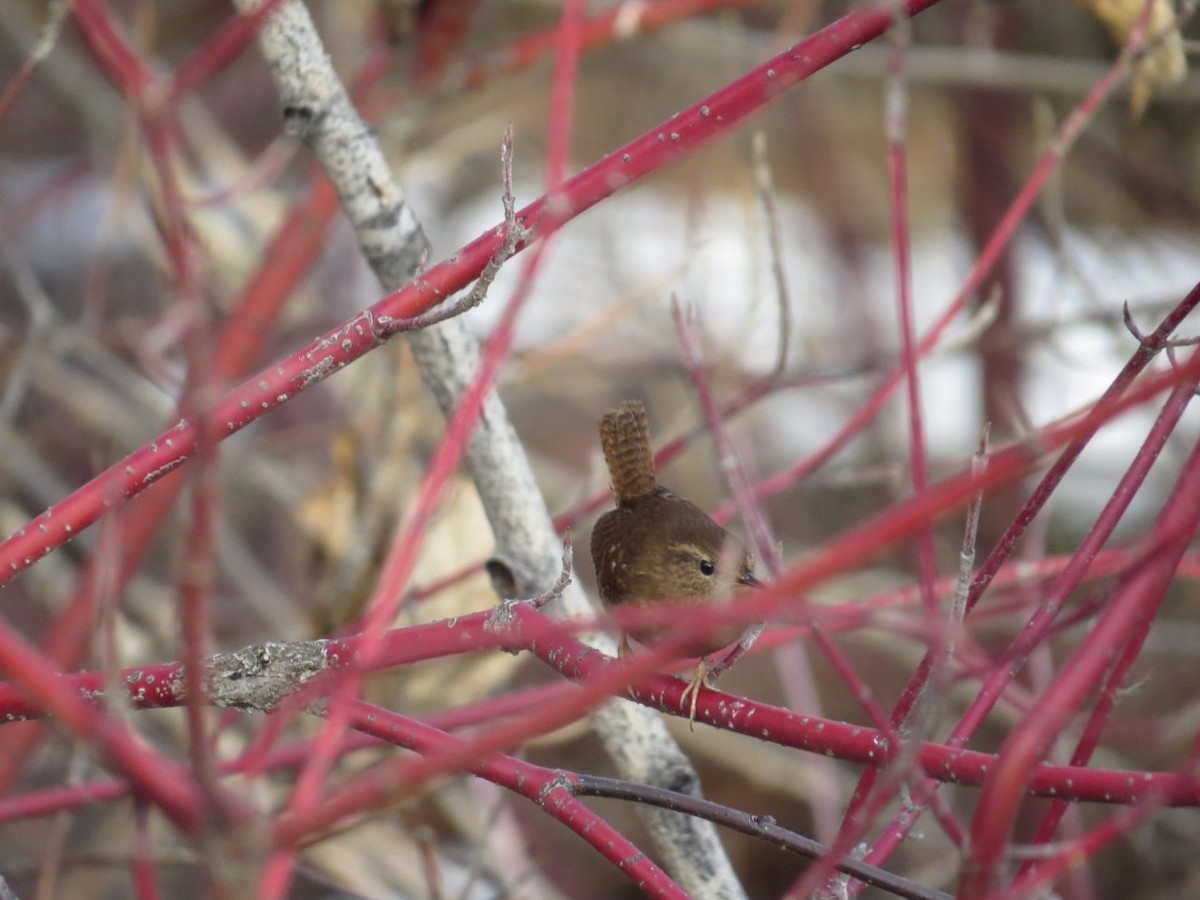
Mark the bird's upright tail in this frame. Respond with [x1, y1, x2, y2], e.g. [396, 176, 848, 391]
[599, 400, 658, 505]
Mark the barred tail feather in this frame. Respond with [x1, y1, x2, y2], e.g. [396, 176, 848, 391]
[599, 400, 657, 504]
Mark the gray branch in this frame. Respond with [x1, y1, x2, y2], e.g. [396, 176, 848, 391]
[235, 2, 743, 894]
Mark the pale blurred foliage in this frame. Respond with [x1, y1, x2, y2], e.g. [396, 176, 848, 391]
[1077, 0, 1186, 115]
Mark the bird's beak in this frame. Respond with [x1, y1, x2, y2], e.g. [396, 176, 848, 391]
[737, 571, 762, 589]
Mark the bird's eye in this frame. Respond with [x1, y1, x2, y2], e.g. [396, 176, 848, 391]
[699, 559, 716, 576]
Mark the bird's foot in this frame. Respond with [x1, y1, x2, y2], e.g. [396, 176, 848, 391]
[618, 634, 637, 699]
[678, 660, 709, 731]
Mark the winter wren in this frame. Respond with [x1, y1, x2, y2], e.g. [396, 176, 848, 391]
[590, 400, 758, 724]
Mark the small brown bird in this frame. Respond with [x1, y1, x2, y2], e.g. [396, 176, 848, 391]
[590, 400, 758, 726]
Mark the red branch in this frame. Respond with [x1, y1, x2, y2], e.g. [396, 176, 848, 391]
[0, 0, 947, 587]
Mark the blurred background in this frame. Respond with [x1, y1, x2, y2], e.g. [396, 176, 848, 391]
[1, 0, 1199, 896]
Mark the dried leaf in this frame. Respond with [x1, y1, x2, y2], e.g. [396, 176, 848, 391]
[1076, 0, 1186, 116]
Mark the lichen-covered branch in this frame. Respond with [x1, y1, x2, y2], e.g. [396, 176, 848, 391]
[234, 1, 744, 894]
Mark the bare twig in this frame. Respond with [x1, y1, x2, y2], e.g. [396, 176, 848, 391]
[0, 0, 69, 126]
[948, 427, 990, 660]
[1124, 299, 1200, 375]
[493, 535, 573, 608]
[574, 774, 952, 900]
[238, 3, 744, 896]
[377, 127, 529, 337]
[751, 131, 792, 381]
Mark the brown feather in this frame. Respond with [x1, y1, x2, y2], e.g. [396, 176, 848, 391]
[598, 400, 657, 505]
